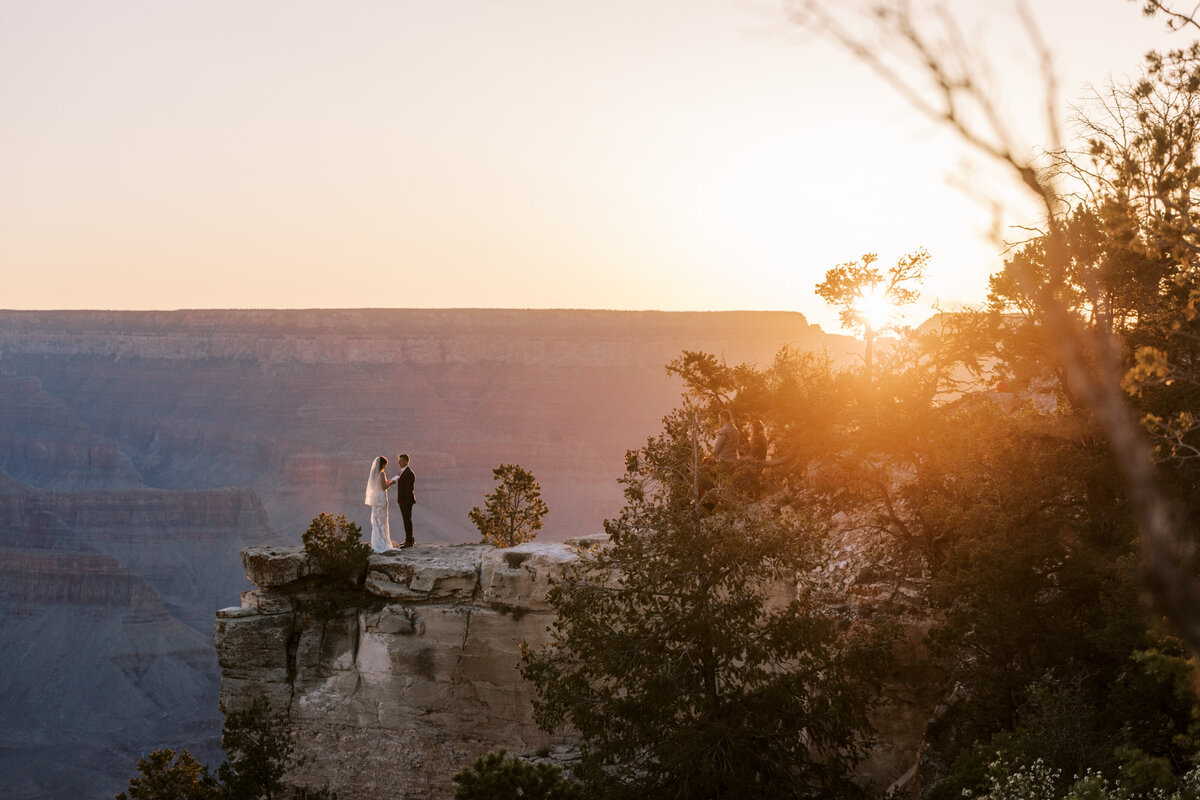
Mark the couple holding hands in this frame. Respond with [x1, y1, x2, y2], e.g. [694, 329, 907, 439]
[364, 454, 416, 553]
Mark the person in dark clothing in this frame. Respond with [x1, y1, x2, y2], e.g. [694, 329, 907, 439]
[388, 453, 416, 547]
[748, 420, 768, 463]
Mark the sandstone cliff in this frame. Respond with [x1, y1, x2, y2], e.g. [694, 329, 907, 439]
[215, 541, 601, 799]
[215, 541, 937, 799]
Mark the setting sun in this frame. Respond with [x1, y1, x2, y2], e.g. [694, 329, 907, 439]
[856, 284, 895, 332]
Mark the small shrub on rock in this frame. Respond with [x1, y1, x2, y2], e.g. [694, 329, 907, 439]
[302, 512, 371, 586]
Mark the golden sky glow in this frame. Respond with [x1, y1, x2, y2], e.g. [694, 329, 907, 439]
[0, 1, 1184, 333]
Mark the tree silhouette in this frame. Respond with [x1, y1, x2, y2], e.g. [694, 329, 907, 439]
[815, 248, 927, 382]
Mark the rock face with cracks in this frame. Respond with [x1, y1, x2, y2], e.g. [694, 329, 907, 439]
[216, 539, 939, 799]
[215, 540, 599, 799]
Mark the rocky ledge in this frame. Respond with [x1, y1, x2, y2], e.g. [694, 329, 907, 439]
[215, 538, 938, 799]
[214, 539, 606, 800]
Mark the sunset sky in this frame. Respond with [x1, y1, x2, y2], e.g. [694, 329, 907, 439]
[0, 1, 1185, 333]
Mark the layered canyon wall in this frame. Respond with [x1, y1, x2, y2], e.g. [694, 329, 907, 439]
[0, 309, 845, 540]
[0, 309, 851, 799]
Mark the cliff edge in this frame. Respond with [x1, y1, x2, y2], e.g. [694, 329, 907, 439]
[215, 538, 940, 799]
[214, 540, 604, 799]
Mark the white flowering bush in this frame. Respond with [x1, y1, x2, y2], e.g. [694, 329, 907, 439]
[966, 760, 1200, 800]
[967, 760, 1062, 800]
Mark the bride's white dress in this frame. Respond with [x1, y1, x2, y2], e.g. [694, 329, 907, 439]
[369, 497, 392, 553]
[364, 458, 393, 553]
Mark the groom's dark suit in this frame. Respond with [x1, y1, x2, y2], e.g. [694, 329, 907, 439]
[395, 466, 416, 546]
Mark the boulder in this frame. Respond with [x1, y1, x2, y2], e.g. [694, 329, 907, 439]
[242, 546, 312, 587]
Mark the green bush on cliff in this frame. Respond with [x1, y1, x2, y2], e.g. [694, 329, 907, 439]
[302, 512, 370, 586]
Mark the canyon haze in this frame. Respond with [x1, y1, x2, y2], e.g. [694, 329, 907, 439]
[0, 308, 852, 799]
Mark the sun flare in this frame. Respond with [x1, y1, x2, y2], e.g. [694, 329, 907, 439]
[856, 284, 894, 331]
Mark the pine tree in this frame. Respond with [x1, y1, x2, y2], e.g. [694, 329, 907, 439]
[469, 464, 549, 547]
[521, 411, 885, 800]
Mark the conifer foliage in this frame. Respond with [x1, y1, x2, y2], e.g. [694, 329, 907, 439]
[116, 697, 301, 800]
[217, 697, 295, 800]
[520, 411, 885, 800]
[116, 749, 221, 800]
[469, 463, 549, 547]
[301, 512, 370, 585]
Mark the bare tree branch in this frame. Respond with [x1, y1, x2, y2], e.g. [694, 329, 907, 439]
[1137, 0, 1200, 32]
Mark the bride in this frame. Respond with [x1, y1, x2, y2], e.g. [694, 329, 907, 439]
[364, 455, 394, 553]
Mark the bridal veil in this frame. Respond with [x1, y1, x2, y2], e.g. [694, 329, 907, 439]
[364, 456, 385, 506]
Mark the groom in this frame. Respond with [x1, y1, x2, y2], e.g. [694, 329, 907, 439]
[393, 453, 416, 548]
